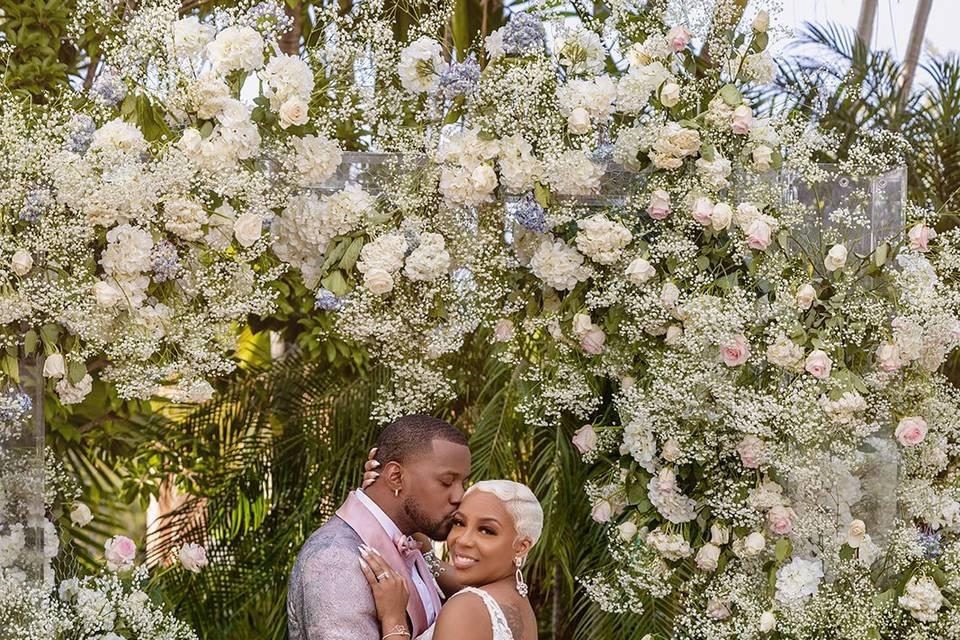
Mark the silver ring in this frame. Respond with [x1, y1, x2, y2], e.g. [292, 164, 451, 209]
[376, 572, 390, 581]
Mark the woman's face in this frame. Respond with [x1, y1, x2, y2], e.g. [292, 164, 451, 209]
[445, 491, 530, 587]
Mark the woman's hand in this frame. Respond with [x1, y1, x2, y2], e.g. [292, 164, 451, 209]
[362, 447, 380, 489]
[358, 544, 409, 629]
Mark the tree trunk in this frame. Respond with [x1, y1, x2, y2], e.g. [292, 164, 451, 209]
[856, 0, 879, 47]
[898, 0, 934, 115]
[279, 1, 304, 55]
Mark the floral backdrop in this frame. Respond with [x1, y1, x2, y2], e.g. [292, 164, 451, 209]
[2, 0, 960, 638]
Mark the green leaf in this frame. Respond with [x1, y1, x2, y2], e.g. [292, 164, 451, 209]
[338, 236, 364, 272]
[719, 83, 742, 106]
[40, 323, 60, 347]
[534, 182, 551, 209]
[68, 361, 87, 384]
[751, 32, 769, 53]
[873, 242, 889, 267]
[23, 330, 37, 356]
[775, 537, 791, 562]
[700, 144, 717, 162]
[322, 270, 348, 296]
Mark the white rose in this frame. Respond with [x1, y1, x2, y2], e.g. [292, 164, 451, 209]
[206, 25, 265, 73]
[731, 104, 753, 134]
[695, 543, 721, 571]
[805, 349, 833, 379]
[618, 521, 638, 541]
[796, 283, 816, 310]
[753, 10, 770, 32]
[279, 96, 309, 129]
[70, 504, 93, 527]
[766, 334, 804, 371]
[759, 610, 776, 633]
[233, 212, 263, 248]
[711, 202, 733, 231]
[575, 213, 633, 265]
[43, 354, 66, 379]
[572, 425, 598, 454]
[706, 598, 730, 620]
[846, 519, 867, 548]
[89, 118, 146, 155]
[470, 164, 498, 194]
[752, 144, 773, 171]
[710, 523, 730, 546]
[572, 313, 594, 337]
[178, 543, 209, 573]
[567, 107, 592, 134]
[660, 282, 681, 309]
[659, 82, 681, 107]
[625, 258, 656, 285]
[363, 268, 395, 295]
[743, 531, 766, 556]
[11, 249, 33, 276]
[824, 244, 848, 271]
[93, 281, 123, 308]
[492, 319, 515, 343]
[664, 325, 683, 346]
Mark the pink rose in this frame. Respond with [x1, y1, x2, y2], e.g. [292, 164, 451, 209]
[736, 435, 766, 469]
[721, 334, 750, 367]
[805, 349, 832, 379]
[908, 223, 933, 253]
[591, 499, 613, 523]
[692, 196, 714, 226]
[895, 416, 928, 446]
[178, 542, 209, 573]
[581, 327, 606, 355]
[731, 104, 753, 135]
[875, 342, 902, 372]
[572, 425, 598, 454]
[666, 26, 693, 52]
[766, 505, 795, 536]
[104, 535, 137, 571]
[796, 283, 816, 310]
[746, 218, 773, 250]
[647, 189, 671, 220]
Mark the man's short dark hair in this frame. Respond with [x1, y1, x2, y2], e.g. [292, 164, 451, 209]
[375, 414, 467, 466]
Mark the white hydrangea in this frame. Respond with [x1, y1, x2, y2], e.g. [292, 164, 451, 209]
[556, 76, 617, 130]
[647, 468, 697, 524]
[289, 134, 343, 186]
[439, 164, 498, 206]
[404, 232, 451, 282]
[621, 415, 657, 472]
[898, 576, 943, 622]
[89, 119, 147, 155]
[818, 391, 868, 425]
[397, 37, 448, 93]
[163, 198, 207, 241]
[575, 214, 633, 265]
[100, 224, 154, 275]
[646, 528, 692, 560]
[205, 25, 265, 73]
[56, 374, 94, 406]
[498, 134, 541, 193]
[544, 149, 605, 196]
[529, 239, 592, 291]
[188, 71, 231, 119]
[650, 122, 701, 170]
[775, 557, 823, 605]
[555, 25, 605, 76]
[357, 233, 408, 275]
[616, 62, 671, 113]
[260, 53, 314, 110]
[172, 16, 214, 59]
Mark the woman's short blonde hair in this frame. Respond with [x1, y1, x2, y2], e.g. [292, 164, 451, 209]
[464, 480, 544, 547]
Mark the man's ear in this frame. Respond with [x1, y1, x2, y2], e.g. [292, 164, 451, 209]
[382, 460, 404, 493]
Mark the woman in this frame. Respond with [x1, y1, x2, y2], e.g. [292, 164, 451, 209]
[358, 479, 543, 640]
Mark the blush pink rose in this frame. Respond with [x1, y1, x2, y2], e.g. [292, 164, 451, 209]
[908, 223, 933, 253]
[895, 416, 928, 446]
[692, 196, 714, 226]
[572, 425, 598, 454]
[647, 189, 671, 220]
[666, 26, 693, 52]
[875, 342, 902, 373]
[104, 535, 137, 571]
[581, 327, 606, 355]
[746, 218, 773, 250]
[766, 505, 796, 536]
[721, 334, 750, 367]
[805, 349, 832, 379]
[731, 104, 753, 135]
[736, 435, 766, 469]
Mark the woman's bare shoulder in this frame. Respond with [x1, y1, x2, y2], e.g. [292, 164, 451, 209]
[432, 590, 493, 640]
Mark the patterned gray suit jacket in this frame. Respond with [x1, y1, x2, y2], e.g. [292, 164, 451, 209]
[288, 515, 380, 640]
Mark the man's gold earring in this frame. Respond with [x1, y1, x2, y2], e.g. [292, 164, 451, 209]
[394, 488, 399, 497]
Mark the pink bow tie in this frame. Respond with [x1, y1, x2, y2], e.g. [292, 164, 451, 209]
[393, 534, 422, 560]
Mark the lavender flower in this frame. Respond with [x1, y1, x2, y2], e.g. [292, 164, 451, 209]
[90, 68, 127, 107]
[502, 14, 546, 56]
[919, 530, 942, 559]
[438, 56, 481, 100]
[151, 241, 181, 282]
[511, 192, 547, 232]
[403, 228, 421, 254]
[19, 188, 51, 223]
[315, 287, 341, 311]
[63, 114, 97, 153]
[0, 385, 32, 433]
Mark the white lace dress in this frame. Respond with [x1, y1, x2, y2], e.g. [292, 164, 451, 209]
[416, 587, 514, 640]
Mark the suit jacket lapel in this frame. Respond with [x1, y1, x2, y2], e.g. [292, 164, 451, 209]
[336, 491, 430, 635]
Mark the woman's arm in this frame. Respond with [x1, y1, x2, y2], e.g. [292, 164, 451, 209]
[358, 546, 412, 639]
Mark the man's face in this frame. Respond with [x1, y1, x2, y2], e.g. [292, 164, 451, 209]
[400, 439, 471, 540]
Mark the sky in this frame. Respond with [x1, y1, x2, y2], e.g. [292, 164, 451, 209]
[778, 0, 959, 60]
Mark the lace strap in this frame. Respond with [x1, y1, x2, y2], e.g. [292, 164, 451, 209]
[451, 587, 514, 640]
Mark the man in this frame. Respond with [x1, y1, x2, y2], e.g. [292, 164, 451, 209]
[288, 414, 471, 640]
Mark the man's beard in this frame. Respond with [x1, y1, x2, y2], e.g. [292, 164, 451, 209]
[403, 496, 454, 540]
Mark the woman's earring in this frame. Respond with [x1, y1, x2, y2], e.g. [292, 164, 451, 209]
[514, 556, 528, 597]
